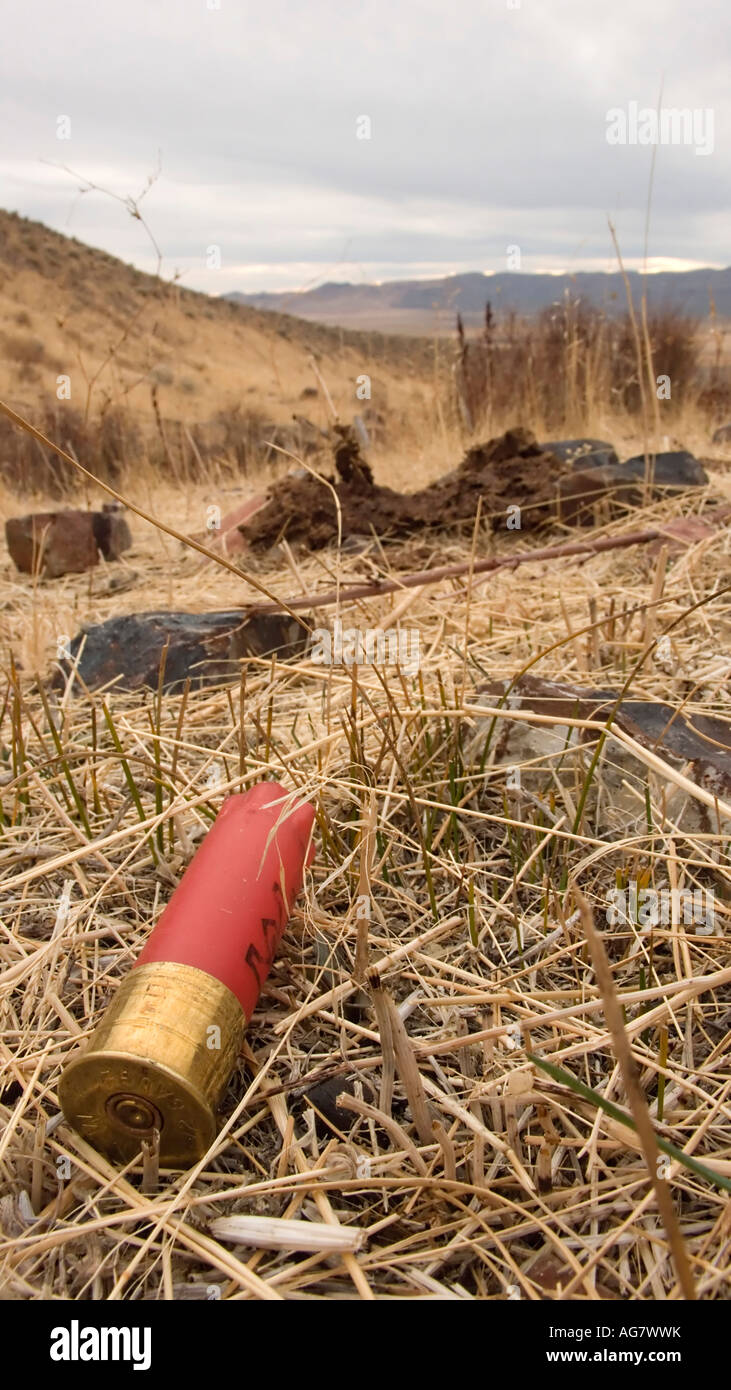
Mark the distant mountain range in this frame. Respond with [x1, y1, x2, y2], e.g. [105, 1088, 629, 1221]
[227, 268, 731, 334]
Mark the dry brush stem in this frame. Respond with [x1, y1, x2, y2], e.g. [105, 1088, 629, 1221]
[574, 888, 697, 1300]
[336, 1092, 429, 1175]
[367, 967, 434, 1144]
[354, 787, 376, 982]
[246, 527, 666, 615]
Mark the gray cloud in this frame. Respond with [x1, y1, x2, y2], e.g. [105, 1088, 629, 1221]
[1, 0, 728, 291]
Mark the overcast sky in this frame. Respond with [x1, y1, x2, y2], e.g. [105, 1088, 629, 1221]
[1, 0, 728, 294]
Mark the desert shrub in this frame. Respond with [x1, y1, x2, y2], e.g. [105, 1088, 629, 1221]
[0, 333, 47, 367]
[150, 364, 175, 386]
[453, 299, 703, 433]
[189, 404, 272, 471]
[0, 402, 143, 494]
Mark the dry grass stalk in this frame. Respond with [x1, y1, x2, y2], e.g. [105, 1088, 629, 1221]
[368, 967, 434, 1145]
[1, 360, 730, 1300]
[573, 889, 696, 1299]
[337, 1092, 428, 1174]
[210, 1214, 364, 1253]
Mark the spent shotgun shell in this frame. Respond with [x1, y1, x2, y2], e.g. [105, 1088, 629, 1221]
[59, 782, 315, 1166]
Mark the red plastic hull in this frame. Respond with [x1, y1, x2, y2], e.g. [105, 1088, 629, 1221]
[135, 782, 315, 1019]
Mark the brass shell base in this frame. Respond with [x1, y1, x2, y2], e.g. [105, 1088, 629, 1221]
[59, 961, 246, 1166]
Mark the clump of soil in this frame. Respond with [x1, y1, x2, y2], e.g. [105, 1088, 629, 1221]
[242, 426, 572, 551]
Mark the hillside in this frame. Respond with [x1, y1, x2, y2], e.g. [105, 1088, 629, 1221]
[0, 210, 434, 447]
[228, 266, 731, 334]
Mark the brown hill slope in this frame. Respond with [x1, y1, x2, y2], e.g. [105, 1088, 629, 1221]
[0, 210, 435, 471]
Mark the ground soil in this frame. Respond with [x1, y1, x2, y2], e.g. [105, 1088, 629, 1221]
[242, 427, 573, 550]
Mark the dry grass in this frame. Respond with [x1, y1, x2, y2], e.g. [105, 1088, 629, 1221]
[455, 300, 731, 443]
[1, 436, 731, 1299]
[2, 206, 731, 1300]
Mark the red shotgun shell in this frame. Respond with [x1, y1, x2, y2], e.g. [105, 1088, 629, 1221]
[136, 781, 316, 1020]
[59, 782, 315, 1164]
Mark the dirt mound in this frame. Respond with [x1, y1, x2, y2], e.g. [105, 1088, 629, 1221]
[242, 426, 570, 550]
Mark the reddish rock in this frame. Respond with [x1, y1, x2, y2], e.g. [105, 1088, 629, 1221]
[219, 496, 267, 554]
[92, 502, 133, 560]
[6, 510, 99, 578]
[557, 465, 619, 525]
[648, 510, 731, 555]
[6, 504, 133, 578]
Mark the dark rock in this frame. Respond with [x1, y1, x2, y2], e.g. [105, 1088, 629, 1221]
[56, 608, 311, 692]
[228, 612, 310, 663]
[57, 611, 245, 692]
[613, 450, 707, 487]
[303, 1075, 361, 1137]
[712, 423, 731, 445]
[543, 438, 619, 466]
[501, 676, 731, 788]
[6, 510, 99, 578]
[476, 675, 731, 822]
[558, 451, 708, 525]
